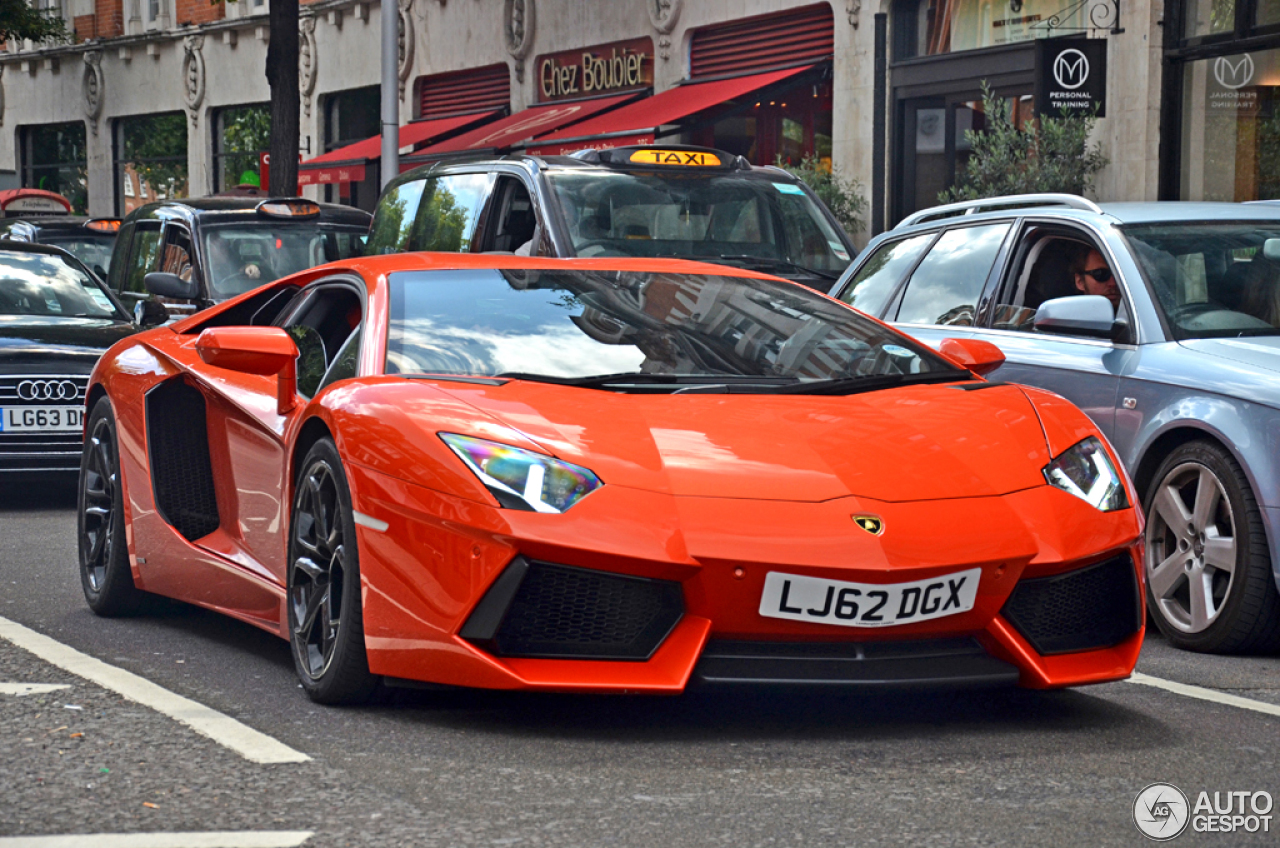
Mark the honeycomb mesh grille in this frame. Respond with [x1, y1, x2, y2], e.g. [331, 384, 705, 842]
[1001, 555, 1141, 655]
[146, 379, 220, 541]
[493, 562, 684, 660]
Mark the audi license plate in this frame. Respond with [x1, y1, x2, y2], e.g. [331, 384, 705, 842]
[0, 406, 83, 432]
[759, 568, 981, 628]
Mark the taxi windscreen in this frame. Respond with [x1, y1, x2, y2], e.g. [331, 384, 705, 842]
[43, 236, 116, 276]
[545, 171, 852, 280]
[201, 224, 366, 299]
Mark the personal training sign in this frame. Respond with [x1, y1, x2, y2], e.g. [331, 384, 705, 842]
[1035, 37, 1107, 118]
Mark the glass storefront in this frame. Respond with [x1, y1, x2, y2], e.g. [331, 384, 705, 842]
[114, 112, 188, 215]
[20, 122, 88, 214]
[699, 79, 834, 167]
[894, 0, 1082, 58]
[213, 104, 270, 193]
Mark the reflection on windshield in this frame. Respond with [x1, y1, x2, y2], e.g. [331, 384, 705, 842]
[1125, 222, 1280, 339]
[202, 225, 366, 299]
[45, 237, 115, 275]
[385, 268, 957, 387]
[545, 171, 851, 276]
[0, 250, 123, 319]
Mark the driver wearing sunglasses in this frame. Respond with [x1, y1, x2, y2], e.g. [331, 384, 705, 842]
[1072, 246, 1120, 311]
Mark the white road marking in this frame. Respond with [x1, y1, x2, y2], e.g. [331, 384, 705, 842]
[0, 682, 71, 696]
[0, 832, 313, 848]
[352, 510, 388, 532]
[0, 616, 310, 764]
[1128, 672, 1280, 718]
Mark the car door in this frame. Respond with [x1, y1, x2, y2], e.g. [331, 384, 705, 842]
[114, 219, 161, 305]
[155, 221, 201, 316]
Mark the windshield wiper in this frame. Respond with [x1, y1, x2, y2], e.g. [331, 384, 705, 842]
[769, 370, 973, 396]
[496, 371, 798, 391]
[715, 255, 839, 281]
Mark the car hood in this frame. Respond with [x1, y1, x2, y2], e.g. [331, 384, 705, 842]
[1179, 336, 1280, 375]
[0, 316, 136, 369]
[428, 380, 1053, 502]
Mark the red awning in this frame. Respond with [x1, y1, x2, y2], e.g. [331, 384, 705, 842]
[410, 94, 640, 158]
[527, 65, 815, 155]
[298, 111, 501, 185]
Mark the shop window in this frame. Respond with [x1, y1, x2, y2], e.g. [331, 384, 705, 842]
[892, 0, 1082, 59]
[114, 112, 188, 215]
[1179, 47, 1280, 201]
[213, 104, 270, 193]
[699, 79, 833, 167]
[20, 122, 88, 214]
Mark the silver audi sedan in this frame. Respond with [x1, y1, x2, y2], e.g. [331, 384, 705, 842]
[831, 195, 1280, 654]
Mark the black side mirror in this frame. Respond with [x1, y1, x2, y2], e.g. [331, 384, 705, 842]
[134, 299, 170, 327]
[144, 271, 198, 301]
[92, 265, 107, 280]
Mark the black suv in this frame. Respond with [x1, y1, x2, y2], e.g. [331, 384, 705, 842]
[0, 217, 122, 279]
[108, 197, 371, 316]
[368, 145, 855, 290]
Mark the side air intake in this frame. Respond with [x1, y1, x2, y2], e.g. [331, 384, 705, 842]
[1001, 554, 1142, 655]
[146, 378, 220, 541]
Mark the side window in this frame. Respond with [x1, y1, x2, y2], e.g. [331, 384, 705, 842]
[160, 226, 194, 282]
[408, 173, 494, 252]
[368, 179, 427, 255]
[481, 177, 539, 253]
[893, 223, 1011, 325]
[315, 327, 362, 394]
[106, 222, 134, 292]
[122, 221, 162, 296]
[281, 285, 364, 398]
[994, 230, 1130, 337]
[837, 233, 934, 317]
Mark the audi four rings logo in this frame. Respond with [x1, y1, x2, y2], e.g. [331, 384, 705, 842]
[1053, 49, 1090, 90]
[1214, 54, 1255, 89]
[16, 379, 79, 401]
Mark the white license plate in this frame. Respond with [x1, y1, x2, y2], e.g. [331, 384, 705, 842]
[759, 568, 981, 628]
[0, 406, 84, 432]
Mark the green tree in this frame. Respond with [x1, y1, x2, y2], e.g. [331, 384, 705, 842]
[0, 0, 67, 43]
[220, 105, 272, 187]
[777, 154, 868, 236]
[121, 113, 188, 199]
[939, 82, 1108, 203]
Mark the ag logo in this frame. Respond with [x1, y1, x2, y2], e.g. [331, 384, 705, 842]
[1214, 54, 1255, 89]
[1053, 49, 1090, 90]
[1133, 783, 1190, 841]
[852, 515, 884, 535]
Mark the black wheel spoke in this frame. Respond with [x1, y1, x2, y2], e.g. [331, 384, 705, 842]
[290, 457, 354, 684]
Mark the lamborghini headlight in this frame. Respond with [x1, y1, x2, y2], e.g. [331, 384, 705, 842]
[1042, 436, 1129, 512]
[440, 433, 603, 513]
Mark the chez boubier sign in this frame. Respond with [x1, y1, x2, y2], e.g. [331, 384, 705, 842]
[536, 37, 653, 103]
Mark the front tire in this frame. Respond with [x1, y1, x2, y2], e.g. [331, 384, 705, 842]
[78, 396, 148, 616]
[288, 438, 378, 704]
[1143, 440, 1280, 652]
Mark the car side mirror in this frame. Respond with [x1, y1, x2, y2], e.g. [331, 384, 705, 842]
[195, 326, 299, 414]
[939, 337, 1005, 377]
[144, 271, 199, 301]
[133, 299, 169, 328]
[1033, 295, 1122, 340]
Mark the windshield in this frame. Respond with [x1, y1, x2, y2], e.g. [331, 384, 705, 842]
[385, 268, 964, 392]
[201, 224, 366, 300]
[1125, 221, 1280, 339]
[44, 235, 116, 275]
[0, 250, 125, 320]
[544, 171, 852, 279]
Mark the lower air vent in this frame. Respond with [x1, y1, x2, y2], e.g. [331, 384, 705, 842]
[460, 558, 684, 660]
[146, 379, 220, 541]
[1001, 554, 1142, 655]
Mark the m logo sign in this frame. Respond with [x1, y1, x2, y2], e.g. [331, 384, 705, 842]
[1053, 49, 1090, 90]
[1214, 54, 1255, 90]
[1035, 37, 1106, 118]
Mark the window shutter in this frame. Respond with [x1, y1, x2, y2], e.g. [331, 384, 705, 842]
[690, 4, 834, 80]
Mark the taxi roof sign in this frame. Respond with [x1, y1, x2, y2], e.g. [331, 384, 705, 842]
[628, 149, 723, 167]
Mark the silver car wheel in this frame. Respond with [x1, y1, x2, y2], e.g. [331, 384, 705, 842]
[1146, 460, 1237, 634]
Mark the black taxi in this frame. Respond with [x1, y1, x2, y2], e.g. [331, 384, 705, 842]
[0, 217, 122, 279]
[108, 197, 371, 316]
[367, 145, 855, 290]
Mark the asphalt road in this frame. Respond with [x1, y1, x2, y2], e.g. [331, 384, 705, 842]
[2, 483, 1279, 847]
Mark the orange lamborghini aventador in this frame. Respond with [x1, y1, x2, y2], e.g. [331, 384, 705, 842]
[77, 253, 1145, 704]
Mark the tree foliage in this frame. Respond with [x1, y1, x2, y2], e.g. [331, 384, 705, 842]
[120, 113, 189, 199]
[939, 82, 1109, 203]
[777, 154, 868, 237]
[0, 0, 68, 43]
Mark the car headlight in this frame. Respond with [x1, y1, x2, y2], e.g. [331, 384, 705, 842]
[440, 433, 603, 513]
[1042, 436, 1129, 512]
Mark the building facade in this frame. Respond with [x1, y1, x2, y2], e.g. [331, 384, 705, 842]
[0, 0, 1273, 241]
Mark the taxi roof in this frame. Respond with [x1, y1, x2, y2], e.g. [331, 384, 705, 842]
[124, 197, 371, 228]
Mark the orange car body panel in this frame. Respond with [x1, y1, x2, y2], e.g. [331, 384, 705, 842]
[89, 253, 1145, 693]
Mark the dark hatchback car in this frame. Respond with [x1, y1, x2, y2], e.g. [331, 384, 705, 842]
[0, 217, 122, 279]
[108, 197, 371, 317]
[0, 242, 152, 477]
[368, 145, 856, 290]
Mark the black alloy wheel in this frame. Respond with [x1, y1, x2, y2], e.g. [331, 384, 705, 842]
[78, 396, 147, 616]
[288, 438, 378, 704]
